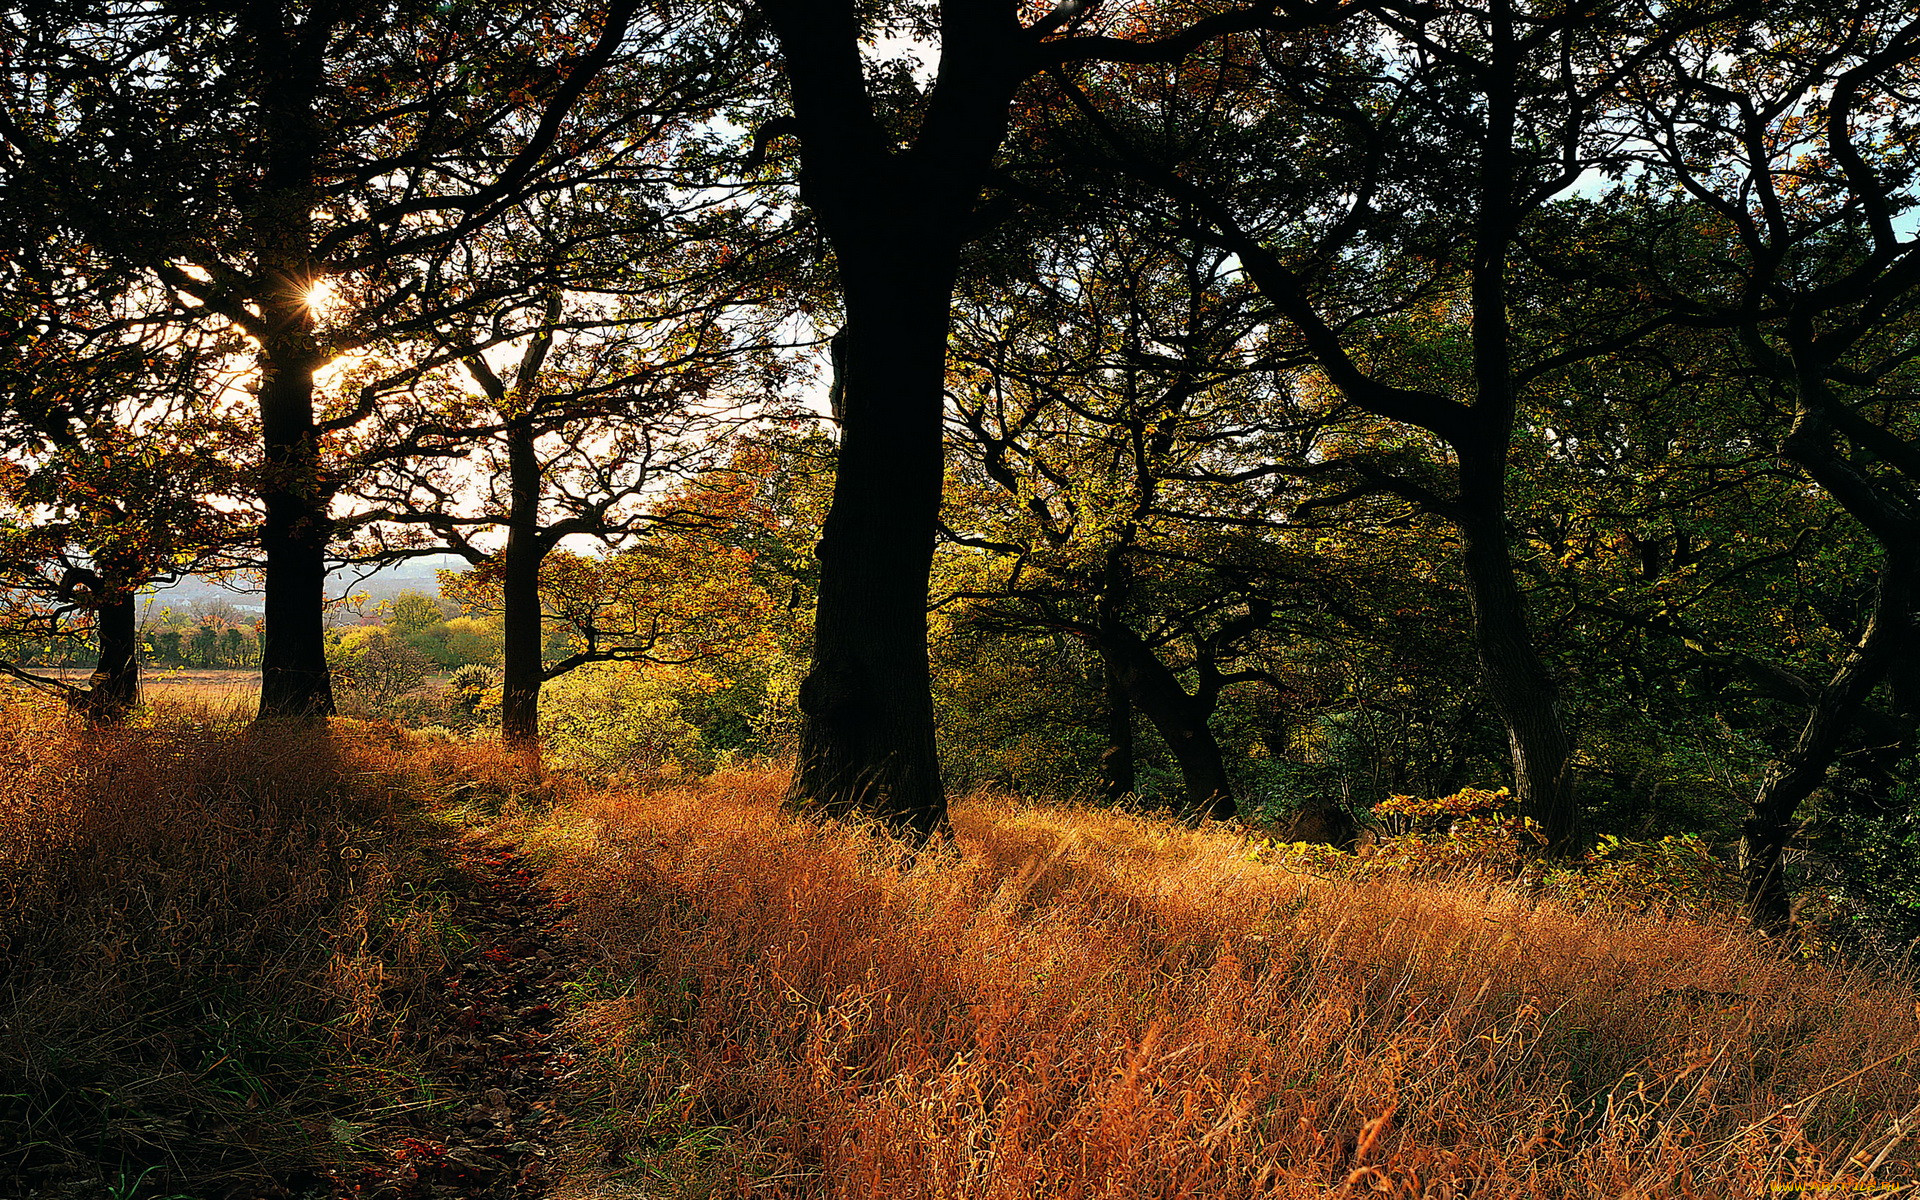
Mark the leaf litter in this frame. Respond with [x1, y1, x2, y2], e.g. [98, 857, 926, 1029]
[323, 839, 588, 1200]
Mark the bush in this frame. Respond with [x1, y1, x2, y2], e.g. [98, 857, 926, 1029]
[330, 628, 435, 718]
[1542, 833, 1740, 918]
[540, 662, 716, 779]
[448, 663, 501, 717]
[1249, 787, 1745, 920]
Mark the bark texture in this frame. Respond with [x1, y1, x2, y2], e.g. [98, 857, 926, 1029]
[76, 589, 140, 724]
[256, 334, 335, 719]
[499, 415, 544, 748]
[786, 274, 954, 838]
[250, 1, 336, 721]
[1100, 654, 1137, 804]
[1456, 445, 1576, 852]
[765, 0, 1026, 839]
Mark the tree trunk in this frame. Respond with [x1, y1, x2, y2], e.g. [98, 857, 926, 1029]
[256, 336, 335, 720]
[500, 415, 543, 749]
[1458, 41, 1578, 855]
[78, 590, 140, 724]
[1097, 618, 1235, 820]
[1741, 397, 1920, 928]
[1455, 472, 1577, 852]
[786, 270, 953, 839]
[250, 4, 334, 721]
[764, 0, 1025, 841]
[1742, 639, 1915, 927]
[1100, 653, 1136, 804]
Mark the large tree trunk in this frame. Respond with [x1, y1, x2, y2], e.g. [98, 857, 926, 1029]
[499, 415, 544, 748]
[1741, 588, 1917, 928]
[256, 337, 335, 719]
[1455, 471, 1577, 852]
[1097, 618, 1235, 821]
[77, 590, 140, 724]
[1743, 751, 1833, 931]
[787, 267, 953, 839]
[1219, 74, 1581, 846]
[1456, 48, 1577, 854]
[250, 3, 335, 721]
[765, 0, 1025, 840]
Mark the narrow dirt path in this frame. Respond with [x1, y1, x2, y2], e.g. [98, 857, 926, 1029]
[327, 838, 588, 1200]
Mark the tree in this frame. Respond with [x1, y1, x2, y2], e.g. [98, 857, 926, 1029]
[345, 273, 794, 747]
[753, 0, 1339, 838]
[324, 41, 802, 747]
[189, 622, 221, 668]
[0, 235, 243, 721]
[1614, 3, 1920, 924]
[1, 0, 691, 718]
[440, 449, 786, 746]
[1034, 0, 1735, 851]
[942, 206, 1312, 818]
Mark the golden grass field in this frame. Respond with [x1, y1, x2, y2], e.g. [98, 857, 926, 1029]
[14, 667, 264, 713]
[504, 769, 1920, 1199]
[4, 699, 1919, 1198]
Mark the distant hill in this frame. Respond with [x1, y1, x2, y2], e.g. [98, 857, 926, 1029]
[141, 555, 470, 623]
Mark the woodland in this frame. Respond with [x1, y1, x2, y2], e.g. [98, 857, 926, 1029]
[7, 1, 1920, 1195]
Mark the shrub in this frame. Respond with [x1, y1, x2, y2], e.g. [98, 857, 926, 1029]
[448, 662, 501, 717]
[1542, 833, 1741, 918]
[540, 662, 715, 779]
[1253, 788, 1744, 920]
[330, 627, 435, 715]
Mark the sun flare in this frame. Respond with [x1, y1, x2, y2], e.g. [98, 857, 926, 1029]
[303, 279, 337, 317]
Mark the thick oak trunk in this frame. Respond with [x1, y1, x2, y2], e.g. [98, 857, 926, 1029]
[256, 337, 335, 719]
[1741, 614, 1915, 928]
[1462, 49, 1577, 854]
[250, 5, 334, 722]
[1097, 618, 1235, 821]
[1456, 485, 1576, 852]
[1742, 756, 1828, 930]
[764, 0, 1030, 839]
[786, 272, 952, 839]
[77, 590, 140, 724]
[500, 416, 544, 748]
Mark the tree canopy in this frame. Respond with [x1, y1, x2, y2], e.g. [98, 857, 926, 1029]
[5, 0, 1920, 930]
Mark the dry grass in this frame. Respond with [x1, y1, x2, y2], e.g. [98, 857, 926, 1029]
[8, 710, 1917, 1199]
[506, 769, 1920, 1199]
[139, 668, 263, 710]
[0, 700, 455, 1198]
[11, 667, 265, 715]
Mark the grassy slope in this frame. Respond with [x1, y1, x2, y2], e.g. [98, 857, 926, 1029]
[0, 702, 482, 1198]
[3, 703, 1918, 1198]
[509, 770, 1920, 1199]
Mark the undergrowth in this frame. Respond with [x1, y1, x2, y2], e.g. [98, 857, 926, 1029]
[9, 704, 1920, 1199]
[500, 768, 1920, 1199]
[0, 700, 515, 1199]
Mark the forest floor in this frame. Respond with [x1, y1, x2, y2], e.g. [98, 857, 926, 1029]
[315, 836, 593, 1200]
[6, 705, 1920, 1199]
